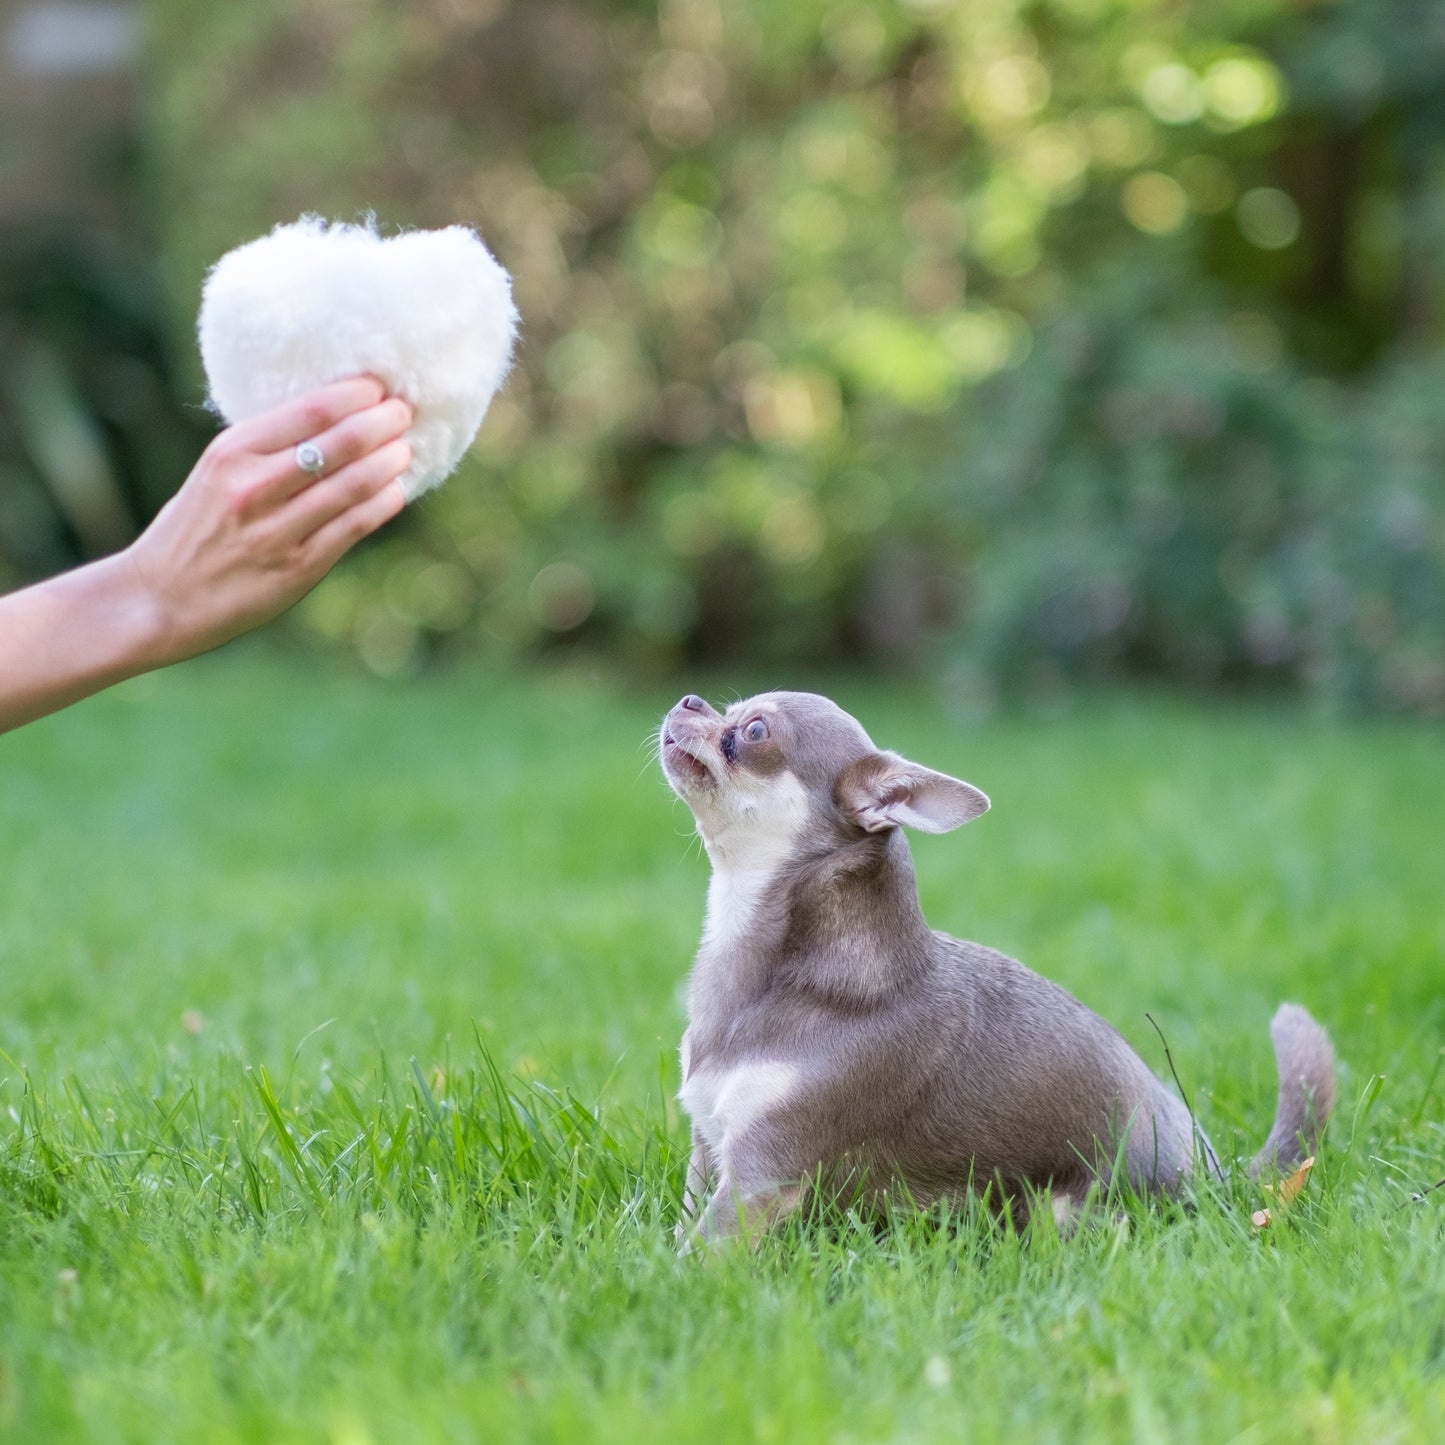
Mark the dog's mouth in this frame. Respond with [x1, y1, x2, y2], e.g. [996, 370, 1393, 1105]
[662, 731, 716, 788]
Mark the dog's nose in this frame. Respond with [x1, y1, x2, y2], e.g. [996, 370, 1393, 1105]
[680, 694, 707, 713]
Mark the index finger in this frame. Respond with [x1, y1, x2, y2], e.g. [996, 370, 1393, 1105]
[226, 376, 389, 453]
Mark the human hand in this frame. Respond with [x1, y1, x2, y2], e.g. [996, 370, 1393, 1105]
[124, 376, 413, 667]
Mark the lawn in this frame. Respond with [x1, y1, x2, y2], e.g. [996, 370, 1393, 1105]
[2, 654, 1442, 1444]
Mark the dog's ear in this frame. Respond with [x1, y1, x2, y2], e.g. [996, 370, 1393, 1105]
[837, 751, 990, 834]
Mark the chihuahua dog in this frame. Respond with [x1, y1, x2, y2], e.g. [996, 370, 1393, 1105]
[659, 690, 1336, 1244]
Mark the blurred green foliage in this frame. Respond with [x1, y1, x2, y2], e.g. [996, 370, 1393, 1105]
[0, 230, 211, 593]
[14, 0, 1445, 708]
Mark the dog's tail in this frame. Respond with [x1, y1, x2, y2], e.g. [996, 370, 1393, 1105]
[1248, 1003, 1336, 1178]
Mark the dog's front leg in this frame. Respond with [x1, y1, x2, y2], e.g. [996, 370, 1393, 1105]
[676, 1128, 716, 1245]
[692, 1172, 806, 1248]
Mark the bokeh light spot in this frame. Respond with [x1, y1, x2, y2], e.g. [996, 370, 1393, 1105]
[1178, 154, 1236, 214]
[1141, 64, 1203, 125]
[528, 561, 596, 632]
[1121, 171, 1189, 234]
[1203, 55, 1284, 129]
[1237, 188, 1300, 250]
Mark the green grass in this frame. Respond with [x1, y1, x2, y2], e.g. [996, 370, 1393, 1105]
[2, 655, 1443, 1443]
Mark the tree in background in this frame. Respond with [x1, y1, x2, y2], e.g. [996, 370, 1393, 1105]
[12, 0, 1443, 711]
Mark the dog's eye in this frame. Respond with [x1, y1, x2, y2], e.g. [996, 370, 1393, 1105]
[743, 718, 769, 743]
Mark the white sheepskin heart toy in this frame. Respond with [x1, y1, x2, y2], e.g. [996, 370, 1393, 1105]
[198, 216, 520, 500]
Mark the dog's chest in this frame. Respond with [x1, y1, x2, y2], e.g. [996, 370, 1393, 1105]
[701, 868, 759, 954]
[697, 773, 811, 955]
[679, 1060, 801, 1160]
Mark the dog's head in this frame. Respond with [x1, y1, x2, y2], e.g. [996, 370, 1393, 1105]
[659, 690, 989, 863]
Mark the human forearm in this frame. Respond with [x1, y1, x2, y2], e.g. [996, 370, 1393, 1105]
[0, 551, 168, 733]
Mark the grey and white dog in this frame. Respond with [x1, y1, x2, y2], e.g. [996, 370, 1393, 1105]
[659, 690, 1336, 1245]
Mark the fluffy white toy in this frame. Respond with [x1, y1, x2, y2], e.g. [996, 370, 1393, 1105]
[198, 216, 520, 500]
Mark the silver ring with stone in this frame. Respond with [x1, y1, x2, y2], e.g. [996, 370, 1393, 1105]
[294, 440, 326, 476]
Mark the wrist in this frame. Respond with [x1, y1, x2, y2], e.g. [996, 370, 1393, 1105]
[85, 549, 180, 677]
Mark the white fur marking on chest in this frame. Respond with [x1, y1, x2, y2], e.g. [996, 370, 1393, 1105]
[698, 770, 811, 953]
[679, 1061, 801, 1159]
